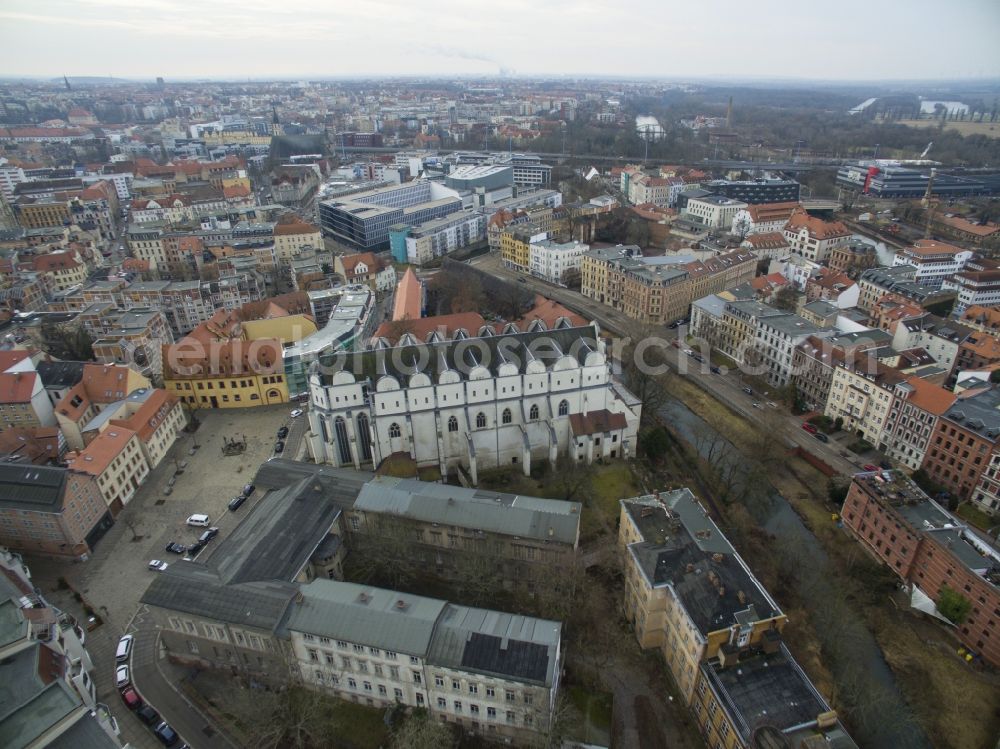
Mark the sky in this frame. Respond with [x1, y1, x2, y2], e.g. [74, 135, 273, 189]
[0, 0, 999, 81]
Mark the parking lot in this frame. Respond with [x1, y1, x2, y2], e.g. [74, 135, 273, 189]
[25, 403, 309, 748]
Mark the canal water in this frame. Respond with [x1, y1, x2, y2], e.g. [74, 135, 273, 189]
[660, 397, 932, 749]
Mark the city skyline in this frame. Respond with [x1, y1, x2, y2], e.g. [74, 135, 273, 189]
[1, 0, 998, 81]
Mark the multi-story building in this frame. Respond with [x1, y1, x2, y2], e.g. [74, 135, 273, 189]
[500, 224, 547, 274]
[65, 426, 150, 515]
[702, 178, 801, 204]
[892, 240, 974, 289]
[972, 450, 1000, 515]
[53, 363, 151, 449]
[390, 210, 487, 266]
[729, 201, 799, 237]
[922, 385, 1000, 503]
[857, 265, 956, 314]
[273, 219, 323, 263]
[842, 472, 1000, 666]
[827, 240, 878, 275]
[0, 349, 56, 432]
[824, 351, 905, 448]
[752, 314, 831, 388]
[943, 270, 1000, 316]
[529, 238, 587, 284]
[881, 376, 957, 471]
[307, 324, 641, 483]
[949, 331, 1000, 388]
[792, 336, 849, 412]
[683, 196, 748, 230]
[804, 268, 859, 309]
[617, 490, 785, 701]
[334, 252, 396, 292]
[782, 209, 851, 262]
[30, 251, 88, 294]
[739, 231, 790, 261]
[0, 463, 112, 558]
[90, 307, 173, 385]
[960, 305, 1000, 336]
[891, 313, 971, 373]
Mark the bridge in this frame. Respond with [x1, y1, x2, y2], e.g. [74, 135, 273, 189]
[800, 199, 843, 212]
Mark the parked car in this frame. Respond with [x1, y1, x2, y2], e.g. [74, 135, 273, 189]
[148, 559, 169, 572]
[198, 527, 220, 543]
[863, 463, 880, 471]
[710, 366, 721, 374]
[683, 348, 693, 356]
[115, 664, 130, 688]
[186, 540, 205, 558]
[751, 402, 763, 409]
[670, 340, 680, 348]
[153, 722, 180, 747]
[137, 705, 161, 726]
[115, 634, 133, 662]
[742, 387, 753, 395]
[164, 542, 187, 555]
[228, 495, 247, 512]
[802, 423, 818, 434]
[277, 426, 289, 439]
[242, 483, 255, 496]
[186, 514, 210, 527]
[120, 687, 142, 710]
[274, 441, 285, 454]
[290, 409, 303, 418]
[814, 432, 829, 443]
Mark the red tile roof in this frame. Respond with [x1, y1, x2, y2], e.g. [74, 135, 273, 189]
[31, 252, 80, 273]
[0, 371, 37, 404]
[784, 208, 850, 240]
[569, 410, 627, 436]
[392, 267, 422, 322]
[0, 349, 32, 373]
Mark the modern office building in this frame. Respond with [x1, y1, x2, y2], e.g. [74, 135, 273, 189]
[702, 178, 801, 204]
[836, 164, 989, 198]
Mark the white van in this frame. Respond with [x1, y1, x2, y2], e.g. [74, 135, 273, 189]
[116, 634, 133, 662]
[186, 514, 211, 527]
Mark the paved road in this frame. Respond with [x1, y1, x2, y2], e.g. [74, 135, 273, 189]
[471, 252, 865, 477]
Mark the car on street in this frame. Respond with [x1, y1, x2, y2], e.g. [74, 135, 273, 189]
[710, 366, 721, 374]
[814, 432, 829, 443]
[692, 353, 704, 363]
[115, 634, 133, 662]
[802, 423, 818, 434]
[228, 495, 247, 511]
[120, 687, 142, 710]
[289, 409, 303, 418]
[137, 705, 161, 726]
[153, 721, 180, 747]
[863, 463, 879, 471]
[186, 540, 205, 558]
[148, 559, 169, 572]
[115, 664, 130, 688]
[274, 440, 285, 454]
[186, 514, 210, 527]
[277, 426, 289, 438]
[164, 542, 187, 555]
[198, 527, 220, 543]
[243, 483, 255, 496]
[743, 387, 753, 395]
[751, 402, 763, 409]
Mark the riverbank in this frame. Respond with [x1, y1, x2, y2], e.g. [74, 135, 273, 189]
[667, 377, 1000, 749]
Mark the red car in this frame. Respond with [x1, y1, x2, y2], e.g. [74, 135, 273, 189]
[120, 686, 142, 710]
[863, 464, 880, 472]
[801, 423, 818, 434]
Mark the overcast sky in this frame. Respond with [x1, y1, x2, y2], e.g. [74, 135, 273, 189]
[1, 0, 998, 81]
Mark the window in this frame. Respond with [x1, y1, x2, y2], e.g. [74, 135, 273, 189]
[487, 706, 496, 720]
[410, 656, 419, 664]
[502, 408, 512, 424]
[435, 676, 445, 687]
[470, 704, 480, 715]
[485, 686, 495, 698]
[558, 399, 569, 416]
[363, 681, 372, 692]
[389, 423, 401, 438]
[448, 415, 458, 432]
[438, 697, 447, 709]
[505, 690, 516, 703]
[454, 701, 463, 713]
[412, 670, 422, 684]
[453, 680, 461, 691]
[394, 688, 403, 700]
[476, 412, 487, 428]
[348, 678, 357, 689]
[469, 684, 479, 695]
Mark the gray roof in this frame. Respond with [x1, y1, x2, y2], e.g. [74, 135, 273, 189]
[427, 604, 561, 686]
[285, 579, 446, 656]
[692, 293, 727, 319]
[354, 476, 580, 546]
[803, 300, 839, 317]
[0, 645, 80, 749]
[35, 360, 86, 390]
[0, 464, 66, 513]
[942, 385, 1000, 439]
[757, 313, 824, 338]
[43, 711, 124, 749]
[0, 600, 25, 650]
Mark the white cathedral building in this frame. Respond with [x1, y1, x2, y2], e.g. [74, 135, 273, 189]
[305, 322, 642, 483]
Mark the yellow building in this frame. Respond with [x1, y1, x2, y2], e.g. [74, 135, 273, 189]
[17, 200, 71, 229]
[274, 220, 323, 262]
[617, 491, 786, 702]
[500, 224, 546, 273]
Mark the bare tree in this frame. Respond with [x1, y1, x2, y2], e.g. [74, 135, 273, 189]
[390, 709, 455, 749]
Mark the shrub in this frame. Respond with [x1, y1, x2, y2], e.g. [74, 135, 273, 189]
[937, 585, 971, 624]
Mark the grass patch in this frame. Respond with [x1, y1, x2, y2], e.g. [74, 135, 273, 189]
[954, 501, 995, 531]
[566, 685, 614, 744]
[589, 462, 640, 528]
[330, 700, 391, 748]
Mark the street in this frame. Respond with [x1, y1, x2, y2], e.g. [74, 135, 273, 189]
[470, 252, 865, 477]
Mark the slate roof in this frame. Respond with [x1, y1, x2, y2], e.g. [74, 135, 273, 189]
[0, 464, 66, 513]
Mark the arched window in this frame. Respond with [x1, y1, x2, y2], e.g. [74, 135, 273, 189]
[334, 417, 351, 465]
[529, 404, 539, 420]
[448, 415, 458, 433]
[356, 413, 372, 461]
[558, 400, 569, 416]
[476, 412, 487, 429]
[388, 422, 401, 438]
[502, 408, 512, 425]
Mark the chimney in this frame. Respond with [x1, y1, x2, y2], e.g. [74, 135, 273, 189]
[816, 710, 839, 729]
[718, 643, 739, 668]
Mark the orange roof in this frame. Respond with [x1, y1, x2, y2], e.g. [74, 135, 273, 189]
[901, 375, 957, 416]
[746, 201, 799, 223]
[0, 372, 37, 404]
[223, 184, 251, 199]
[902, 239, 966, 257]
[940, 215, 1000, 237]
[55, 364, 135, 421]
[374, 312, 486, 344]
[31, 252, 79, 272]
[109, 389, 180, 442]
[122, 257, 150, 271]
[961, 305, 1000, 331]
[961, 334, 1000, 361]
[274, 221, 320, 236]
[514, 296, 588, 331]
[784, 208, 850, 240]
[341, 252, 386, 278]
[392, 267, 422, 322]
[0, 349, 31, 373]
[0, 426, 60, 464]
[162, 337, 284, 378]
[66, 426, 137, 476]
[809, 269, 855, 290]
[743, 232, 789, 250]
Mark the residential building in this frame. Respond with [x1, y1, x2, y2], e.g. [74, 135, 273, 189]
[881, 376, 957, 470]
[792, 337, 849, 412]
[729, 201, 798, 237]
[804, 268, 859, 309]
[921, 385, 1000, 503]
[891, 313, 971, 374]
[306, 324, 641, 483]
[842, 472, 1000, 666]
[782, 209, 851, 263]
[334, 252, 395, 292]
[54, 363, 151, 450]
[617, 490, 785, 702]
[529, 238, 587, 284]
[857, 265, 956, 314]
[0, 463, 112, 558]
[824, 352, 905, 448]
[390, 210, 487, 266]
[30, 251, 87, 294]
[0, 350, 55, 432]
[828, 240, 878, 275]
[740, 231, 790, 261]
[500, 225, 548, 274]
[771, 253, 822, 291]
[89, 307, 173, 385]
[960, 305, 1000, 336]
[943, 270, 1000, 316]
[752, 313, 830, 388]
[950, 332, 1000, 388]
[65, 427, 149, 515]
[892, 240, 974, 289]
[683, 196, 748, 230]
[274, 219, 323, 263]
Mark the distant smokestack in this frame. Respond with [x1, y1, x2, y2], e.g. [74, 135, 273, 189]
[726, 96, 733, 129]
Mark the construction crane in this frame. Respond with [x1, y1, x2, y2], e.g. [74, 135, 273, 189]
[922, 167, 937, 239]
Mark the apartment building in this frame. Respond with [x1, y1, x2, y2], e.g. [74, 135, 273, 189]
[921, 385, 1000, 504]
[782, 209, 851, 262]
[500, 224, 548, 274]
[960, 305, 1000, 336]
[0, 353, 55, 432]
[529, 238, 587, 284]
[30, 251, 88, 293]
[390, 210, 487, 266]
[729, 201, 799, 236]
[739, 231, 790, 261]
[857, 265, 957, 314]
[683, 196, 748, 230]
[334, 252, 395, 292]
[753, 314, 831, 388]
[881, 376, 957, 471]
[827, 240, 878, 275]
[617, 490, 785, 702]
[950, 332, 1000, 387]
[892, 240, 974, 289]
[824, 352, 905, 448]
[890, 313, 971, 373]
[90, 307, 173, 385]
[804, 268, 859, 309]
[944, 270, 1000, 317]
[842, 472, 1000, 666]
[65, 426, 149, 515]
[274, 219, 323, 262]
[792, 337, 849, 412]
[53, 363, 151, 450]
[0, 463, 112, 558]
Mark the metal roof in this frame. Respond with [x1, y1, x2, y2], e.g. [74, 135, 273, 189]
[284, 579, 446, 656]
[0, 464, 66, 513]
[354, 476, 580, 546]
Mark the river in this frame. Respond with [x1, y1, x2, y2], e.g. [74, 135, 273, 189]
[852, 234, 895, 266]
[659, 397, 932, 749]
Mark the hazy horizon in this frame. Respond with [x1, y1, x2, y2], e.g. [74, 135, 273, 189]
[1, 0, 998, 81]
